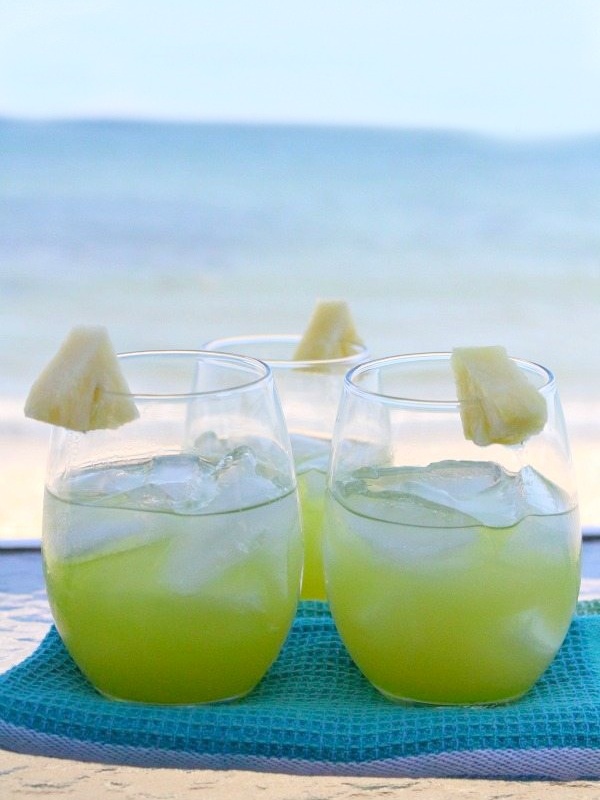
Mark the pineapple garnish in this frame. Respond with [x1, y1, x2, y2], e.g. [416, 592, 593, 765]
[24, 325, 138, 432]
[451, 345, 547, 446]
[293, 299, 364, 360]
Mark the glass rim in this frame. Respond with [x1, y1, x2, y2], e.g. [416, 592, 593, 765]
[107, 349, 272, 400]
[202, 333, 369, 369]
[344, 351, 555, 409]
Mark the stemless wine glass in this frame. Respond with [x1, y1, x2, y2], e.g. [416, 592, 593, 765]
[324, 352, 581, 705]
[203, 335, 368, 601]
[42, 351, 302, 705]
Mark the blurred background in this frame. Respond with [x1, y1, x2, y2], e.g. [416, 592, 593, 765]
[1, 0, 599, 539]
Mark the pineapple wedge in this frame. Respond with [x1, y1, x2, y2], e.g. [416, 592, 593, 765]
[24, 325, 138, 432]
[451, 345, 547, 446]
[293, 299, 364, 360]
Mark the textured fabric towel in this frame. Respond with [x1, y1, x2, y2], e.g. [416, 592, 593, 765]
[1, 601, 600, 779]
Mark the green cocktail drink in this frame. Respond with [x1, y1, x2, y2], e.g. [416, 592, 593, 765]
[324, 460, 580, 705]
[296, 473, 326, 600]
[44, 459, 302, 704]
[202, 334, 368, 601]
[324, 352, 581, 705]
[40, 350, 302, 704]
[291, 433, 330, 600]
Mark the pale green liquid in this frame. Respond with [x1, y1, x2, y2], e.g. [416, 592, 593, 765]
[43, 461, 302, 705]
[291, 434, 330, 601]
[297, 469, 327, 600]
[324, 461, 581, 705]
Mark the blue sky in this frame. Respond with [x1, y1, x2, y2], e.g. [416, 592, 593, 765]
[1, 0, 600, 137]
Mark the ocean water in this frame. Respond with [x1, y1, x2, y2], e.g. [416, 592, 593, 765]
[1, 119, 600, 536]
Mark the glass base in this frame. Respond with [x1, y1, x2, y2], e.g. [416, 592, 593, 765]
[374, 684, 529, 707]
[96, 686, 254, 706]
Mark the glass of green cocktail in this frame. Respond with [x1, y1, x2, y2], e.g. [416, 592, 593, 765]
[42, 350, 302, 704]
[203, 334, 368, 601]
[324, 352, 581, 705]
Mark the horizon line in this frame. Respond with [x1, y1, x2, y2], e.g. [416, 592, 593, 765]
[1, 114, 599, 144]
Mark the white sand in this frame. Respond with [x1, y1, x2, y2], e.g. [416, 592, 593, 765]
[1, 750, 599, 799]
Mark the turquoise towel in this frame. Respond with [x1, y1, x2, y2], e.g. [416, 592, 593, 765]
[1, 601, 599, 779]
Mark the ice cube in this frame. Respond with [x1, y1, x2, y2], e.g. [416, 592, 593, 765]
[156, 499, 289, 596]
[424, 462, 570, 528]
[65, 517, 148, 560]
[339, 460, 575, 530]
[67, 459, 155, 502]
[44, 490, 166, 562]
[215, 444, 256, 472]
[61, 442, 290, 530]
[508, 609, 566, 661]
[90, 455, 220, 514]
[326, 490, 478, 569]
[145, 454, 220, 514]
[149, 453, 211, 485]
[338, 464, 481, 528]
[158, 515, 250, 595]
[520, 465, 572, 516]
[193, 431, 290, 468]
[192, 430, 230, 463]
[401, 460, 522, 528]
[205, 446, 283, 513]
[343, 461, 536, 529]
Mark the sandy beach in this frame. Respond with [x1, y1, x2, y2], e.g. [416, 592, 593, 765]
[1, 749, 600, 799]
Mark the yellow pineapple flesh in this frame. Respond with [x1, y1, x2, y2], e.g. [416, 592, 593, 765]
[293, 299, 363, 360]
[24, 325, 138, 432]
[451, 345, 547, 446]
